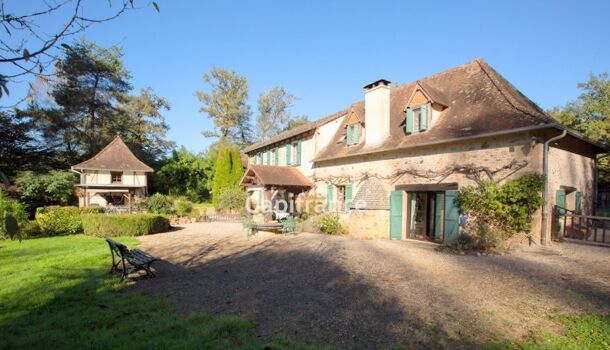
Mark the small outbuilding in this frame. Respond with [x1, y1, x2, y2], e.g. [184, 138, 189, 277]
[71, 136, 153, 209]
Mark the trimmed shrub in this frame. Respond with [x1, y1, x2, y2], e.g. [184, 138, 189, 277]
[79, 207, 106, 214]
[146, 193, 173, 214]
[35, 206, 82, 235]
[81, 213, 170, 237]
[22, 220, 42, 237]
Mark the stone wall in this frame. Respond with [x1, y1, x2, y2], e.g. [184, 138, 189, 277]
[339, 210, 390, 240]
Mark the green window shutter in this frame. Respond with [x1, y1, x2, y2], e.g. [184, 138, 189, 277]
[419, 104, 428, 131]
[252, 155, 256, 165]
[353, 124, 360, 144]
[434, 192, 445, 241]
[556, 190, 566, 214]
[274, 147, 279, 165]
[346, 125, 352, 145]
[285, 144, 292, 166]
[258, 152, 262, 164]
[345, 183, 353, 211]
[575, 191, 583, 214]
[296, 140, 302, 165]
[390, 191, 403, 239]
[444, 190, 460, 242]
[326, 184, 333, 211]
[266, 150, 270, 165]
[405, 108, 413, 133]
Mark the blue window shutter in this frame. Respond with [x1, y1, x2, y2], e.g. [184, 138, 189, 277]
[296, 140, 302, 165]
[326, 184, 333, 211]
[390, 191, 403, 239]
[285, 144, 291, 166]
[345, 183, 353, 211]
[419, 104, 428, 131]
[274, 147, 279, 165]
[444, 190, 460, 242]
[405, 108, 413, 133]
[353, 124, 360, 144]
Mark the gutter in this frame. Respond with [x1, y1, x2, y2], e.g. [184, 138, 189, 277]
[314, 124, 555, 163]
[541, 129, 567, 245]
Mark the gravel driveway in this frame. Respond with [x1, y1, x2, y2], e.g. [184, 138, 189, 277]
[131, 223, 610, 349]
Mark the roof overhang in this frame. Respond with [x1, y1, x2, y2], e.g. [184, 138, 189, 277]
[313, 124, 608, 163]
[240, 165, 313, 189]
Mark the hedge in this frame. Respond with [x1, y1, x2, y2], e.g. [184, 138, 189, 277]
[35, 206, 105, 236]
[81, 214, 170, 237]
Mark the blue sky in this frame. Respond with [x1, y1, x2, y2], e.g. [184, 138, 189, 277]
[5, 0, 610, 152]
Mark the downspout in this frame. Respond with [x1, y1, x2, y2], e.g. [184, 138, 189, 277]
[541, 129, 567, 245]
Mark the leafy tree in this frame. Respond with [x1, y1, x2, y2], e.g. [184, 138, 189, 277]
[155, 147, 211, 201]
[16, 40, 173, 168]
[15, 171, 76, 214]
[195, 67, 252, 146]
[255, 87, 298, 141]
[0, 0, 158, 100]
[284, 115, 310, 131]
[211, 140, 244, 209]
[549, 73, 610, 185]
[217, 187, 248, 213]
[0, 111, 59, 178]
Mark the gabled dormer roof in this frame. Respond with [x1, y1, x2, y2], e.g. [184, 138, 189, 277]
[404, 81, 450, 109]
[72, 136, 153, 172]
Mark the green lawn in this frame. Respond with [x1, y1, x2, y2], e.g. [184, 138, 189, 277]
[0, 235, 321, 349]
[0, 235, 607, 349]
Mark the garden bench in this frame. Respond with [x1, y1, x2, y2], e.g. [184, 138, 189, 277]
[105, 238, 159, 281]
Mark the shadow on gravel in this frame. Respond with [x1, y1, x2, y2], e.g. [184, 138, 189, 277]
[130, 238, 477, 349]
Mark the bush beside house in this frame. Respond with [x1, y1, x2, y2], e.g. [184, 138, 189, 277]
[81, 214, 169, 237]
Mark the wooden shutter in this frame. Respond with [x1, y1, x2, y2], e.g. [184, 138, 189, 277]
[390, 191, 403, 239]
[296, 140, 302, 165]
[345, 183, 353, 211]
[556, 190, 566, 214]
[353, 124, 360, 144]
[575, 191, 583, 214]
[252, 155, 257, 165]
[346, 125, 352, 145]
[326, 184, 334, 211]
[405, 108, 413, 133]
[266, 150, 270, 165]
[444, 190, 459, 242]
[285, 144, 291, 166]
[434, 192, 445, 241]
[419, 104, 428, 131]
[274, 147, 279, 165]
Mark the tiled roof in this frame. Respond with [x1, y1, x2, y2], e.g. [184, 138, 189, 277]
[351, 177, 389, 210]
[240, 165, 313, 188]
[243, 109, 348, 154]
[315, 59, 559, 162]
[72, 137, 153, 172]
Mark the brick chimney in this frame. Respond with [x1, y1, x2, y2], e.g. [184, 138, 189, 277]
[363, 79, 391, 147]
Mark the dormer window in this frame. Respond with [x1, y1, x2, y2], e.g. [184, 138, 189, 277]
[405, 104, 428, 134]
[346, 123, 361, 146]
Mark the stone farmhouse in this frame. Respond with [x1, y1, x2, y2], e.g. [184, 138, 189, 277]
[72, 136, 153, 208]
[241, 59, 607, 244]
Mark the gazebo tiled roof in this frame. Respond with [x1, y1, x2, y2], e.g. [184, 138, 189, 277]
[72, 136, 153, 172]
